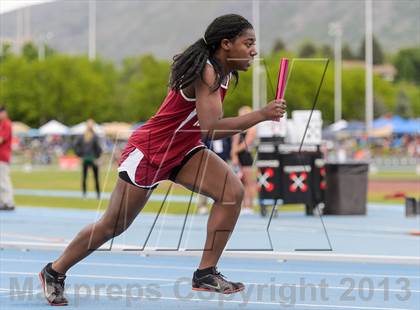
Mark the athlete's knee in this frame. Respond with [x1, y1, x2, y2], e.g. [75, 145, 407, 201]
[98, 219, 128, 240]
[218, 179, 244, 207]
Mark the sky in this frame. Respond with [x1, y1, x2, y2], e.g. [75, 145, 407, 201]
[0, 0, 55, 14]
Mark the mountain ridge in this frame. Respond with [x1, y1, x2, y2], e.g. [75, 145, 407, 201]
[0, 0, 418, 62]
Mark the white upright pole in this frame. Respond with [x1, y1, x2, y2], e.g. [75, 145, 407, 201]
[329, 22, 342, 122]
[334, 27, 342, 122]
[252, 0, 260, 111]
[39, 40, 45, 61]
[38, 32, 53, 61]
[89, 0, 96, 61]
[365, 0, 374, 134]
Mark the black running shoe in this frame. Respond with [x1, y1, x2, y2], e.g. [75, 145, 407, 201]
[192, 267, 245, 294]
[0, 204, 15, 211]
[39, 263, 68, 306]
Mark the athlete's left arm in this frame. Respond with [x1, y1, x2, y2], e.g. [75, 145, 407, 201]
[196, 65, 284, 140]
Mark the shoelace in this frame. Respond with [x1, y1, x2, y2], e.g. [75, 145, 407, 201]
[213, 268, 227, 280]
[52, 277, 65, 297]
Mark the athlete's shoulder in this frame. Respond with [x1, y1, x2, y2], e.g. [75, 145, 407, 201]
[200, 61, 218, 88]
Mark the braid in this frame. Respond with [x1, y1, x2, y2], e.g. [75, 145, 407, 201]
[170, 14, 253, 92]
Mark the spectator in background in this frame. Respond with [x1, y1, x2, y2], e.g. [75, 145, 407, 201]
[0, 106, 15, 211]
[74, 119, 102, 199]
[231, 106, 257, 215]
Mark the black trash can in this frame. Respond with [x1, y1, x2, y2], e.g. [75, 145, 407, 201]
[405, 197, 420, 217]
[324, 162, 369, 215]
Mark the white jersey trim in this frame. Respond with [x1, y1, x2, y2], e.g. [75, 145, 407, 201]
[185, 144, 206, 156]
[175, 109, 197, 133]
[180, 89, 196, 102]
[117, 148, 160, 189]
[221, 73, 231, 89]
[207, 60, 230, 89]
[179, 60, 229, 101]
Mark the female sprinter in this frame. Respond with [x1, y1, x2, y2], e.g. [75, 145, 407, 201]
[39, 14, 286, 306]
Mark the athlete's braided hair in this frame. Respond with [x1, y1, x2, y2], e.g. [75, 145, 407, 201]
[169, 14, 253, 92]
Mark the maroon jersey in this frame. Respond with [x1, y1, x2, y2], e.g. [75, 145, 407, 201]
[128, 76, 230, 167]
[118, 68, 230, 188]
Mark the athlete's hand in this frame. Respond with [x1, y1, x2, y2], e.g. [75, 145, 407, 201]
[260, 99, 286, 121]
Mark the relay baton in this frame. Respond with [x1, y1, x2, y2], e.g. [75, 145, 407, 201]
[274, 58, 289, 121]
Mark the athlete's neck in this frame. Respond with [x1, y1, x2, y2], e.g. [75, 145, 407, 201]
[213, 51, 232, 75]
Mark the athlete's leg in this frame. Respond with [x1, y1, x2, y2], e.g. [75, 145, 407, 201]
[52, 178, 152, 274]
[174, 149, 244, 269]
[92, 162, 100, 199]
[81, 161, 88, 196]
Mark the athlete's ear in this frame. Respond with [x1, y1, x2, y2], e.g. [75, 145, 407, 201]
[220, 38, 232, 51]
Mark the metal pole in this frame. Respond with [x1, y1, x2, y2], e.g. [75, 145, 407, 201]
[38, 32, 53, 61]
[334, 26, 342, 122]
[365, 0, 374, 133]
[329, 22, 343, 122]
[39, 40, 45, 61]
[89, 0, 96, 61]
[252, 0, 260, 111]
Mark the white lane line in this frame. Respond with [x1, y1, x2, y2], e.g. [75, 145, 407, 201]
[1, 271, 419, 293]
[2, 258, 419, 279]
[0, 287, 414, 310]
[0, 271, 174, 283]
[1, 241, 418, 265]
[0, 233, 65, 243]
[0, 290, 43, 299]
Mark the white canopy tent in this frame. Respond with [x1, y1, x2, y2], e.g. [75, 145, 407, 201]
[327, 120, 348, 132]
[39, 120, 70, 136]
[12, 122, 31, 135]
[101, 122, 132, 140]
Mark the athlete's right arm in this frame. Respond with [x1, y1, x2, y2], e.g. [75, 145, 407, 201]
[195, 64, 286, 140]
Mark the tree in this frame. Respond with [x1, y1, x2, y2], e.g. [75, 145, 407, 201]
[395, 90, 412, 117]
[0, 42, 13, 62]
[22, 42, 39, 61]
[118, 54, 170, 122]
[320, 44, 333, 58]
[373, 97, 388, 118]
[342, 43, 355, 60]
[0, 53, 119, 127]
[298, 41, 317, 58]
[394, 48, 420, 84]
[272, 39, 286, 53]
[358, 35, 385, 65]
[2, 44, 418, 126]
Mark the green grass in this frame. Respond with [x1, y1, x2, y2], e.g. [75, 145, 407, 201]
[14, 195, 194, 214]
[368, 192, 417, 205]
[15, 194, 305, 213]
[367, 195, 403, 204]
[369, 171, 419, 181]
[11, 168, 191, 195]
[12, 168, 419, 192]
[10, 166, 418, 210]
